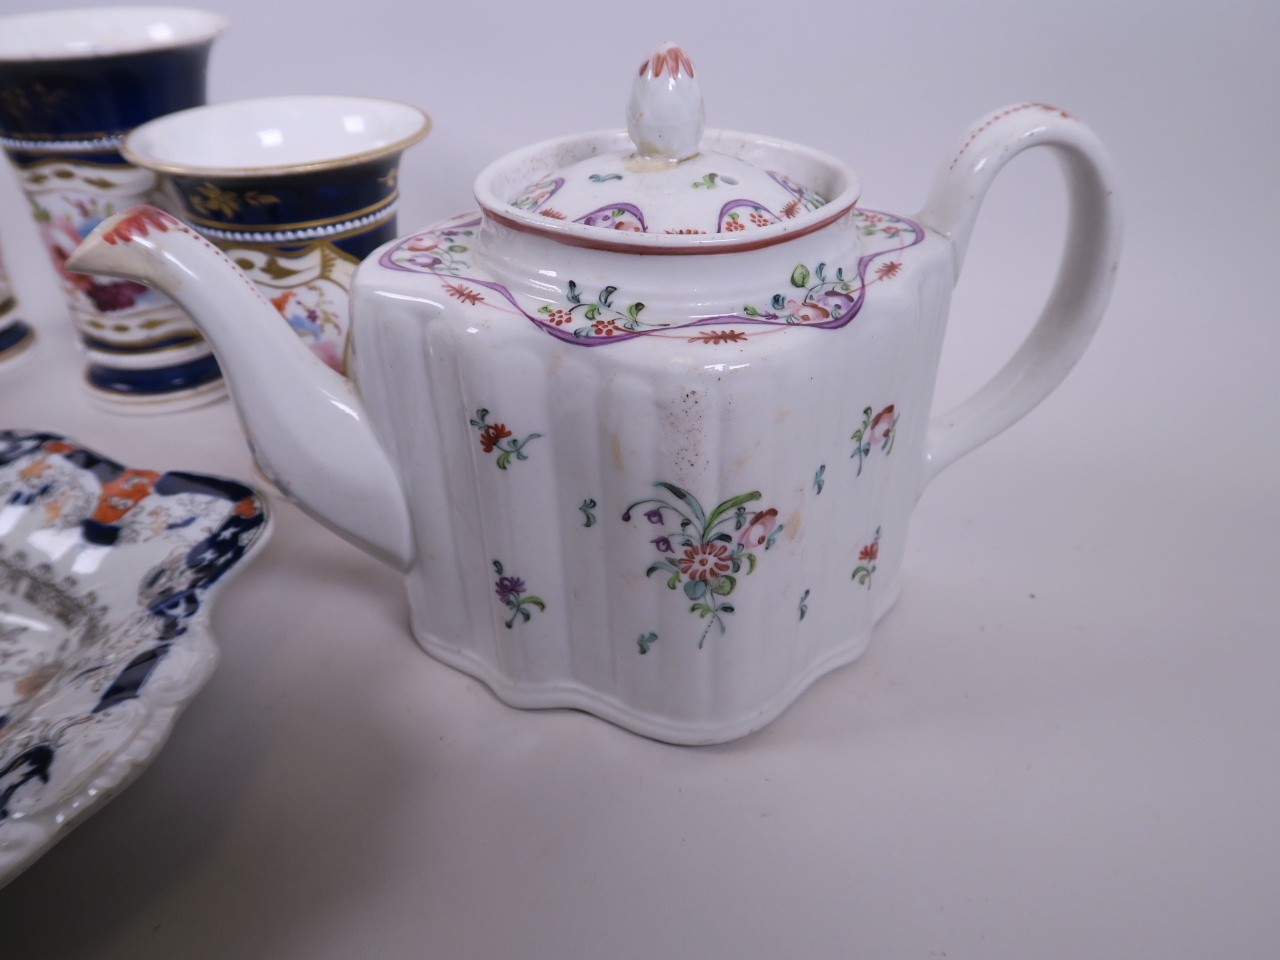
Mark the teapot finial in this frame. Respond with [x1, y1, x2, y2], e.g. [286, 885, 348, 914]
[626, 42, 704, 163]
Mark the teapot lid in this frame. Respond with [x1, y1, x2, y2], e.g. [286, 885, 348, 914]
[482, 43, 859, 250]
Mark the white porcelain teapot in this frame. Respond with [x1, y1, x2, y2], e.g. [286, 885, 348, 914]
[70, 43, 1120, 744]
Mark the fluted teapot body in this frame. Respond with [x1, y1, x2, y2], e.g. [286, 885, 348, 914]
[70, 45, 1120, 743]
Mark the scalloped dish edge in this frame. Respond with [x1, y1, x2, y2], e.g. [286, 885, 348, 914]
[0, 430, 271, 887]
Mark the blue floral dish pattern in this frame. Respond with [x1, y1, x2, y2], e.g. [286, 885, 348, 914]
[0, 430, 270, 887]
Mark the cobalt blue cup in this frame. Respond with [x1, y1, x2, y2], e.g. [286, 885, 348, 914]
[122, 95, 431, 373]
[0, 7, 227, 412]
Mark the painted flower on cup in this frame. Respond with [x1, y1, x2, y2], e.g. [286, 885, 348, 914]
[39, 216, 90, 280]
[624, 482, 785, 649]
[81, 276, 150, 313]
[38, 203, 168, 314]
[269, 288, 344, 372]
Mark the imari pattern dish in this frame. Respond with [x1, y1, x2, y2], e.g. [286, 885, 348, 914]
[70, 44, 1120, 744]
[0, 7, 228, 412]
[0, 430, 269, 886]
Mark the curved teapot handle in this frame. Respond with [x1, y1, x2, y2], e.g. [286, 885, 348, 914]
[916, 103, 1121, 488]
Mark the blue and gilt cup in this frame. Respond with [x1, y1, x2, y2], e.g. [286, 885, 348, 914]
[0, 6, 227, 412]
[122, 95, 431, 373]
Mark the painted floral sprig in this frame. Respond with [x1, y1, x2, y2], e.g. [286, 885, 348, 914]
[624, 482, 783, 648]
[537, 280, 654, 340]
[493, 560, 546, 628]
[397, 223, 474, 276]
[851, 405, 897, 475]
[470, 409, 541, 470]
[852, 528, 881, 587]
[742, 260, 863, 325]
[691, 172, 736, 189]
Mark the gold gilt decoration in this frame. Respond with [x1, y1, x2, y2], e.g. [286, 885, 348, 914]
[189, 182, 281, 219]
[234, 255, 303, 280]
[0, 82, 70, 127]
[24, 165, 127, 189]
[26, 168, 86, 185]
[16, 156, 134, 181]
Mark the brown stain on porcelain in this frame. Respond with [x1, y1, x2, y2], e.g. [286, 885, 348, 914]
[733, 435, 761, 470]
[785, 508, 802, 541]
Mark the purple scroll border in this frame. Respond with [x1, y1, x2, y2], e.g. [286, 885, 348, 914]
[379, 209, 926, 347]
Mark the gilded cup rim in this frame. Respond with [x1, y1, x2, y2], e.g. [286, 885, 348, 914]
[0, 6, 228, 62]
[122, 94, 432, 178]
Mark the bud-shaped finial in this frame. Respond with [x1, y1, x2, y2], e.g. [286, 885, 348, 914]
[626, 42, 704, 163]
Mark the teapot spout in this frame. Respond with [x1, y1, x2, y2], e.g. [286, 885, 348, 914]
[68, 206, 413, 570]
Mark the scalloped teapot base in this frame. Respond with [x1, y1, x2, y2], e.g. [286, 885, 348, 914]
[411, 582, 901, 745]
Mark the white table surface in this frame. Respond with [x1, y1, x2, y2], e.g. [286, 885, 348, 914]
[0, 1, 1276, 957]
